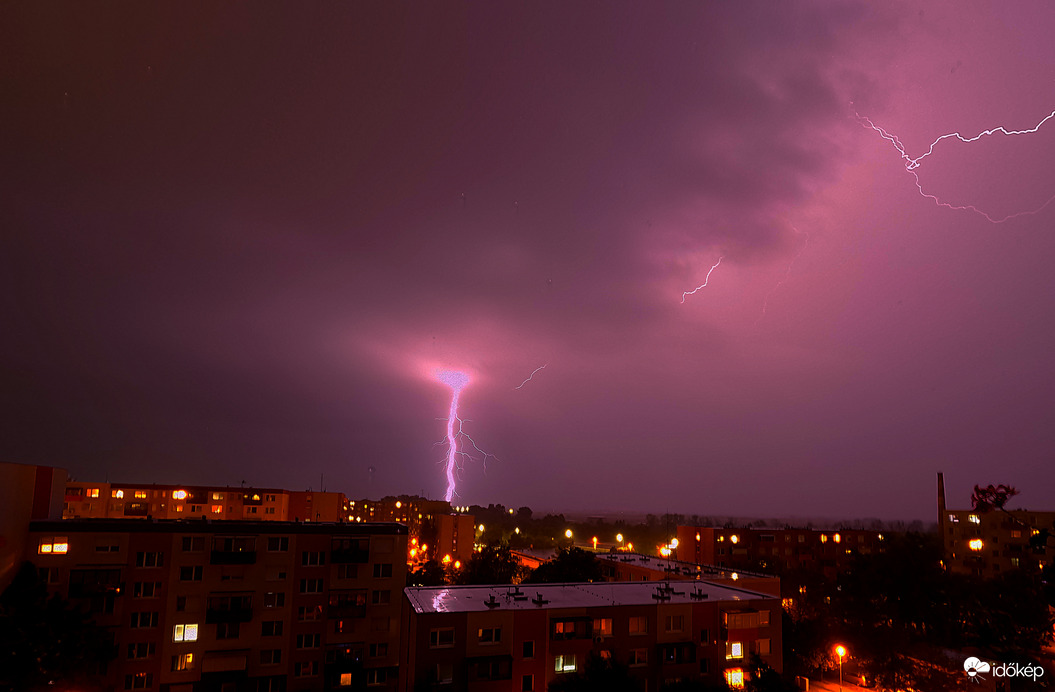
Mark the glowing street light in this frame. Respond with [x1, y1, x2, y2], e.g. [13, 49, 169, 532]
[592, 536, 598, 550]
[616, 533, 624, 544]
[478, 524, 485, 533]
[835, 645, 847, 691]
[564, 529, 573, 539]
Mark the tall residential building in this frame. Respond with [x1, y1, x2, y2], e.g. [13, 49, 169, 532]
[28, 518, 407, 691]
[400, 580, 782, 691]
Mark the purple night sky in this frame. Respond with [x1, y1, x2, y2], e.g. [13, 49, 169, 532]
[3, 2, 1054, 520]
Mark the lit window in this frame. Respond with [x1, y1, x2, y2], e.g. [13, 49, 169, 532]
[726, 642, 743, 659]
[112, 489, 125, 499]
[554, 654, 577, 673]
[820, 535, 828, 543]
[87, 488, 100, 498]
[171, 652, 194, 671]
[212, 492, 223, 501]
[834, 534, 841, 543]
[969, 514, 981, 524]
[730, 535, 739, 544]
[211, 505, 222, 514]
[339, 673, 352, 687]
[37, 537, 68, 554]
[725, 668, 745, 689]
[593, 618, 613, 637]
[173, 490, 187, 500]
[969, 539, 984, 551]
[173, 623, 199, 642]
[134, 490, 148, 499]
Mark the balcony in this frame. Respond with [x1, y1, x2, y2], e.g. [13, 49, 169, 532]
[206, 596, 253, 623]
[206, 605, 253, 623]
[327, 604, 367, 619]
[330, 548, 370, 564]
[210, 550, 257, 565]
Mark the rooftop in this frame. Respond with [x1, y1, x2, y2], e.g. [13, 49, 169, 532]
[405, 580, 774, 614]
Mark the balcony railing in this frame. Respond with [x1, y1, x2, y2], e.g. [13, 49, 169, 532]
[210, 550, 257, 565]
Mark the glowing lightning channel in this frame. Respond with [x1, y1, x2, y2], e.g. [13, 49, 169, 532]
[434, 370, 496, 503]
[680, 257, 723, 303]
[514, 363, 548, 390]
[857, 107, 1055, 223]
[760, 229, 809, 318]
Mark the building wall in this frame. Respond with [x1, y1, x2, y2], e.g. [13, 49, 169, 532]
[28, 519, 406, 692]
[63, 482, 346, 524]
[401, 586, 781, 692]
[943, 508, 1055, 577]
[0, 461, 65, 590]
[676, 526, 886, 578]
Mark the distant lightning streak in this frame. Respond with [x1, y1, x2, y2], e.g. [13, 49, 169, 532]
[680, 257, 723, 303]
[760, 230, 809, 318]
[434, 370, 495, 502]
[857, 108, 1055, 223]
[514, 363, 548, 390]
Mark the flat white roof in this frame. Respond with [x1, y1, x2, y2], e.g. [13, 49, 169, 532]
[405, 580, 774, 614]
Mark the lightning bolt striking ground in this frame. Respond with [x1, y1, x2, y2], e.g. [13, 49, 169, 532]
[434, 370, 496, 502]
[681, 257, 723, 303]
[857, 107, 1055, 223]
[514, 363, 548, 390]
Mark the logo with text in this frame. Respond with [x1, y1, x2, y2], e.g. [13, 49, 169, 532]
[964, 656, 1045, 684]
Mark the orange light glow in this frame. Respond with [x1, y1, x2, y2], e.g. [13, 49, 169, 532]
[835, 645, 847, 659]
[173, 489, 187, 500]
[442, 554, 452, 564]
[834, 533, 842, 543]
[454, 560, 461, 569]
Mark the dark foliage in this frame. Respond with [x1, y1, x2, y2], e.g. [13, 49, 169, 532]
[524, 547, 603, 584]
[0, 562, 115, 692]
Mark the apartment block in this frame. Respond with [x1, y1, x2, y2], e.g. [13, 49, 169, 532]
[28, 518, 407, 692]
[400, 580, 782, 691]
[675, 526, 885, 577]
[63, 482, 346, 523]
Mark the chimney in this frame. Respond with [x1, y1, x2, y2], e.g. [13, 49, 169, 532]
[937, 472, 947, 561]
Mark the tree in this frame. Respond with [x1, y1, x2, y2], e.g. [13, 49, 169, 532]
[525, 548, 603, 584]
[745, 654, 796, 692]
[0, 562, 115, 691]
[455, 542, 522, 585]
[548, 654, 643, 692]
[408, 559, 448, 587]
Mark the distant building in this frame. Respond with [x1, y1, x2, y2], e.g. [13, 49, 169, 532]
[400, 580, 782, 691]
[28, 518, 407, 691]
[0, 461, 66, 589]
[675, 525, 886, 577]
[63, 480, 347, 523]
[938, 472, 1054, 577]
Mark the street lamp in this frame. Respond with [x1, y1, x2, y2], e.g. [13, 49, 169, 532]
[834, 645, 847, 691]
[565, 529, 573, 539]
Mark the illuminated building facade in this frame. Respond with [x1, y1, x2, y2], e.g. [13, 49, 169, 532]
[400, 580, 781, 691]
[675, 526, 885, 577]
[938, 473, 1054, 577]
[28, 518, 407, 691]
[63, 481, 347, 523]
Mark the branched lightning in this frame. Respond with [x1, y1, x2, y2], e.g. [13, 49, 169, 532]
[514, 363, 549, 390]
[680, 257, 723, 303]
[434, 370, 496, 502]
[857, 107, 1055, 223]
[760, 229, 809, 318]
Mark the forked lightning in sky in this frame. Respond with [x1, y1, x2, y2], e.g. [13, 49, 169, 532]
[857, 107, 1055, 223]
[434, 370, 496, 502]
[680, 257, 723, 303]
